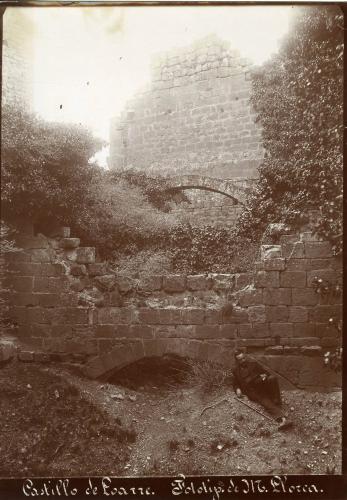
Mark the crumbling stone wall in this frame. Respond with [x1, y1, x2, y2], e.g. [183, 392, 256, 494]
[109, 35, 263, 179]
[3, 224, 342, 389]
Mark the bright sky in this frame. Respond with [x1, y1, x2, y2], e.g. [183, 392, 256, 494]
[6, 5, 294, 166]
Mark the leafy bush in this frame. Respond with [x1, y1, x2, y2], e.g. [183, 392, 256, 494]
[238, 6, 343, 253]
[0, 221, 19, 336]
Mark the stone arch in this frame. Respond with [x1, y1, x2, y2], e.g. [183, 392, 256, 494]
[84, 338, 235, 379]
[166, 175, 253, 205]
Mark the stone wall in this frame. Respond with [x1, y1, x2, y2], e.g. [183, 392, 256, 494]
[109, 35, 263, 179]
[3, 224, 342, 389]
[2, 8, 35, 110]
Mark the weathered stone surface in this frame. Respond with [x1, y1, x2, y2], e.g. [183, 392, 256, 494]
[108, 290, 122, 307]
[285, 259, 310, 271]
[15, 235, 49, 249]
[97, 307, 133, 324]
[263, 258, 286, 271]
[94, 275, 116, 291]
[265, 346, 284, 355]
[306, 269, 340, 287]
[76, 247, 96, 264]
[210, 273, 235, 291]
[34, 352, 50, 362]
[247, 305, 266, 323]
[261, 245, 282, 260]
[291, 288, 318, 306]
[266, 306, 289, 323]
[5, 250, 31, 262]
[60, 238, 80, 249]
[288, 306, 308, 323]
[30, 249, 52, 263]
[236, 285, 262, 307]
[18, 350, 34, 362]
[0, 340, 16, 362]
[116, 276, 135, 293]
[138, 275, 162, 291]
[269, 323, 293, 337]
[255, 271, 280, 288]
[305, 241, 332, 259]
[87, 263, 108, 276]
[163, 275, 186, 292]
[293, 323, 316, 338]
[187, 274, 211, 291]
[11, 293, 38, 307]
[235, 273, 253, 290]
[35, 293, 61, 308]
[300, 346, 322, 356]
[282, 242, 305, 259]
[309, 305, 342, 323]
[263, 288, 291, 305]
[280, 271, 306, 288]
[49, 226, 70, 238]
[11, 276, 33, 293]
[70, 264, 87, 276]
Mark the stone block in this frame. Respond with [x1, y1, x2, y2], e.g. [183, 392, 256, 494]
[283, 346, 299, 354]
[291, 288, 318, 306]
[315, 323, 338, 338]
[76, 247, 95, 264]
[60, 238, 80, 249]
[264, 258, 286, 271]
[138, 308, 159, 324]
[59, 307, 89, 325]
[18, 351, 34, 362]
[223, 307, 248, 324]
[187, 275, 211, 291]
[15, 235, 49, 249]
[289, 337, 321, 347]
[300, 232, 320, 242]
[70, 264, 87, 276]
[30, 249, 52, 263]
[305, 242, 332, 259]
[288, 306, 309, 323]
[12, 293, 38, 307]
[84, 357, 105, 378]
[97, 307, 133, 324]
[116, 276, 135, 293]
[178, 308, 205, 325]
[194, 325, 219, 339]
[11, 276, 33, 293]
[282, 242, 305, 259]
[307, 259, 334, 270]
[247, 305, 266, 323]
[263, 288, 291, 305]
[35, 293, 61, 308]
[94, 275, 116, 291]
[49, 226, 70, 238]
[210, 273, 235, 291]
[129, 325, 153, 338]
[34, 352, 50, 362]
[300, 346, 322, 356]
[255, 271, 280, 288]
[293, 323, 316, 338]
[0, 340, 16, 362]
[235, 273, 253, 290]
[236, 285, 262, 307]
[162, 275, 186, 292]
[266, 306, 289, 322]
[261, 245, 282, 260]
[205, 308, 222, 324]
[306, 270, 340, 287]
[7, 262, 38, 276]
[280, 271, 306, 288]
[138, 275, 162, 291]
[87, 263, 108, 276]
[108, 290, 122, 307]
[96, 325, 116, 337]
[285, 259, 310, 271]
[269, 323, 293, 337]
[5, 251, 31, 262]
[309, 305, 342, 323]
[219, 324, 238, 338]
[129, 340, 145, 361]
[8, 306, 27, 324]
[265, 346, 284, 355]
[238, 323, 252, 337]
[320, 337, 340, 347]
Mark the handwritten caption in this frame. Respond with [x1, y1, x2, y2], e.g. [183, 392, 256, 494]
[22, 475, 324, 498]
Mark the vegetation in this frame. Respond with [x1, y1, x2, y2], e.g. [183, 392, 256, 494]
[238, 6, 343, 254]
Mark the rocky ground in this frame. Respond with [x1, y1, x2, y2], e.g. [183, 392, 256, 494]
[0, 356, 341, 477]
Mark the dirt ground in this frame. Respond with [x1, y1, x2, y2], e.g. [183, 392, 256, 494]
[0, 356, 342, 477]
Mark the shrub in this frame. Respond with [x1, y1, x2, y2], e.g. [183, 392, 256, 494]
[186, 359, 232, 394]
[238, 6, 343, 254]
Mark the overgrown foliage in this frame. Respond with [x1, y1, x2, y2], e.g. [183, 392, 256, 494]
[238, 6, 343, 253]
[0, 221, 19, 337]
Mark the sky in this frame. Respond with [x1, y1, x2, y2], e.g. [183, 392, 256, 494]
[5, 5, 294, 167]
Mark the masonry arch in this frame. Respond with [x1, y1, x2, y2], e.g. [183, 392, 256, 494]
[165, 175, 252, 205]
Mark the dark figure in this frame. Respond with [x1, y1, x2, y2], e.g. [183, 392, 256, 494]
[233, 348, 292, 430]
